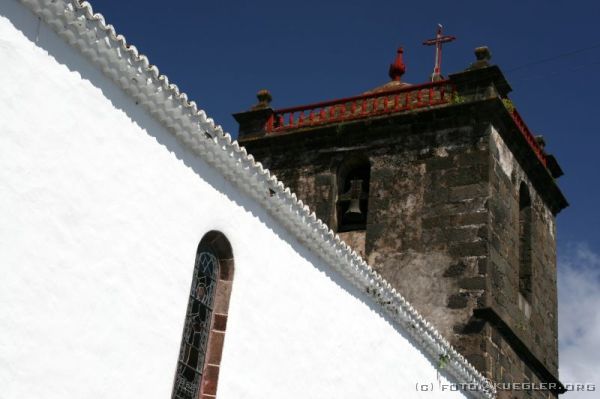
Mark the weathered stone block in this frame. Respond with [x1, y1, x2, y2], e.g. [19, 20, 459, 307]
[460, 276, 486, 290]
[448, 293, 469, 309]
[450, 241, 488, 257]
[443, 261, 467, 277]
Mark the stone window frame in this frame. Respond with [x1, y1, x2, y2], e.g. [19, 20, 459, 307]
[172, 231, 234, 399]
[334, 154, 371, 233]
[518, 182, 533, 307]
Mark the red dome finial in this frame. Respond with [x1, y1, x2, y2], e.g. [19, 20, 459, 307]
[388, 47, 406, 81]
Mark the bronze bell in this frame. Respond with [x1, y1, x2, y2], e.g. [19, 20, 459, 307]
[344, 179, 364, 221]
[345, 198, 362, 217]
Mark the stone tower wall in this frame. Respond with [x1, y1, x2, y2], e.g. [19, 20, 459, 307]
[487, 127, 559, 377]
[240, 102, 563, 398]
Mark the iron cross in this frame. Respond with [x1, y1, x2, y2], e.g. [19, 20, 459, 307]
[423, 24, 456, 82]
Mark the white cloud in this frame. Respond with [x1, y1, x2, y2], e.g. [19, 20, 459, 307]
[558, 243, 600, 397]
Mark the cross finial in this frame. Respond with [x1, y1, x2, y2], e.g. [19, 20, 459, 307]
[423, 24, 456, 82]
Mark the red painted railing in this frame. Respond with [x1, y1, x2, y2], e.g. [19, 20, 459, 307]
[265, 81, 456, 133]
[509, 109, 547, 167]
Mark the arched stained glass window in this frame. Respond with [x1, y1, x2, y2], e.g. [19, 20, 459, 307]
[173, 249, 219, 399]
[172, 231, 234, 399]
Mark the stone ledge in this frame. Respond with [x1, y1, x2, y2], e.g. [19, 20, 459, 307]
[473, 307, 565, 394]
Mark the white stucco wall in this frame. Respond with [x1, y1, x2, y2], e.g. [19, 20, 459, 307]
[0, 2, 468, 398]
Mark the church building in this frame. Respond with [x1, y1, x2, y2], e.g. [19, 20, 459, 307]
[0, 1, 566, 399]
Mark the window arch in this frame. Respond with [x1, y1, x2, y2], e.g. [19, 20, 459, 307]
[172, 231, 234, 399]
[336, 155, 371, 232]
[518, 183, 533, 303]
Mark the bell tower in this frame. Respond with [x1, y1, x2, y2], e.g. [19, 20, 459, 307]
[234, 43, 568, 398]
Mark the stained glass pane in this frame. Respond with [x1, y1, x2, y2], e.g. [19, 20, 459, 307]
[172, 250, 218, 399]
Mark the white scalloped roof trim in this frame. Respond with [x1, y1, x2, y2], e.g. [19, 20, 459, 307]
[20, 0, 495, 397]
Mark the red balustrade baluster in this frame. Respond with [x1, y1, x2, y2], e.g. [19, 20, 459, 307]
[394, 95, 399, 110]
[309, 110, 314, 123]
[361, 99, 367, 115]
[266, 114, 274, 132]
[298, 112, 304, 126]
[417, 90, 422, 106]
[289, 112, 294, 127]
[278, 114, 284, 129]
[383, 96, 388, 112]
[440, 85, 446, 103]
[320, 107, 326, 121]
[329, 106, 335, 120]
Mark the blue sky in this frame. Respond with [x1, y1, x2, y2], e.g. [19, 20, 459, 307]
[89, 0, 599, 391]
